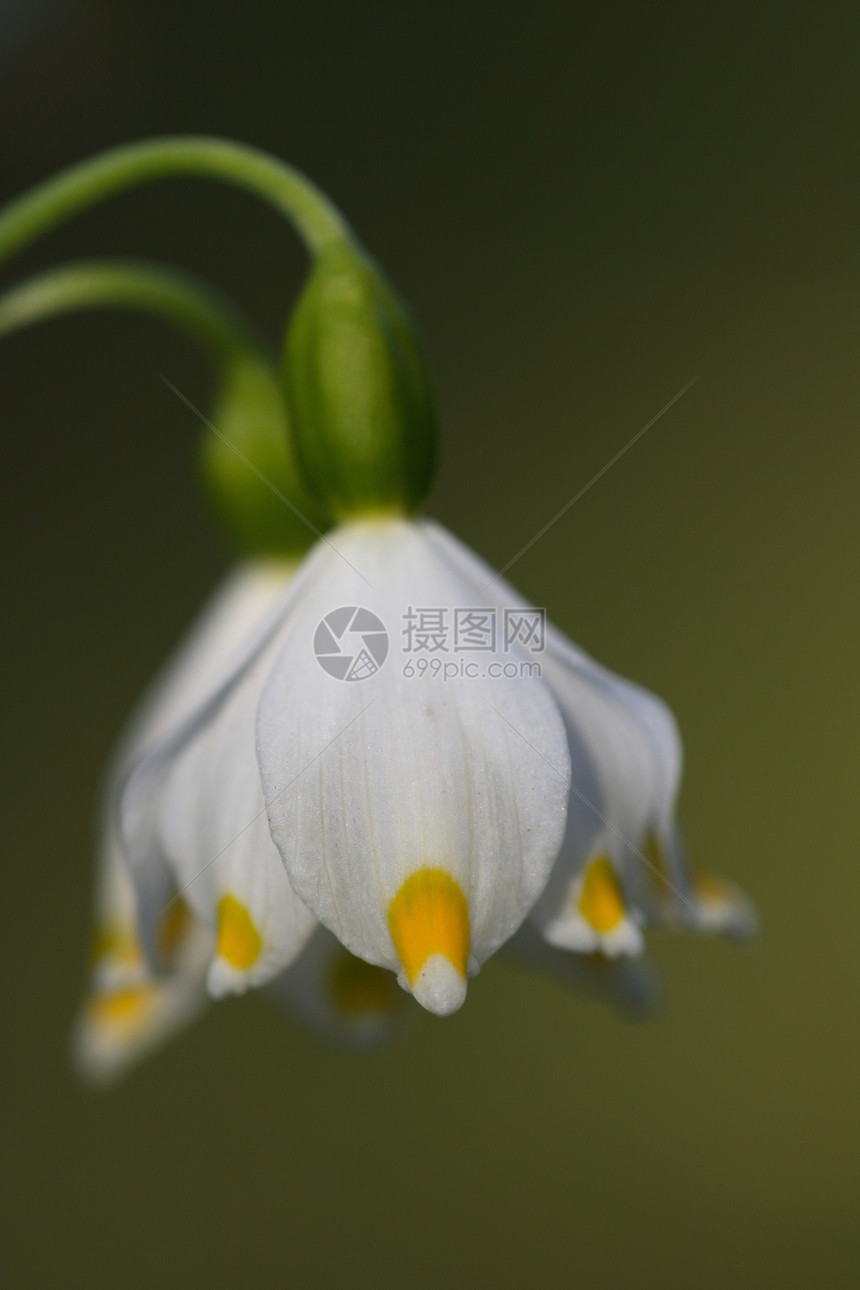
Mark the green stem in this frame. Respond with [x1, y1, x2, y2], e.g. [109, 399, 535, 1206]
[0, 136, 356, 270]
[0, 259, 268, 365]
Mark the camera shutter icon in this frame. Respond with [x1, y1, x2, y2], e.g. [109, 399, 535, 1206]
[314, 606, 389, 681]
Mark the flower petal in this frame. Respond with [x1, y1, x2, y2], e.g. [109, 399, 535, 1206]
[122, 622, 318, 996]
[532, 642, 690, 949]
[71, 820, 212, 1086]
[691, 868, 758, 940]
[117, 560, 297, 766]
[667, 827, 758, 940]
[257, 519, 570, 1014]
[119, 559, 327, 993]
[76, 561, 302, 1078]
[506, 923, 662, 1016]
[422, 521, 693, 941]
[107, 561, 299, 953]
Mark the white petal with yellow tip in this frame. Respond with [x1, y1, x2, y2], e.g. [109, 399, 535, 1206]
[257, 519, 570, 1014]
[420, 522, 688, 936]
[692, 868, 758, 941]
[117, 557, 322, 994]
[122, 616, 318, 996]
[72, 821, 212, 1087]
[539, 854, 644, 957]
[71, 566, 293, 1086]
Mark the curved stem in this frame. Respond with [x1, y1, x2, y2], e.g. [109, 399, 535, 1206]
[0, 136, 356, 271]
[0, 259, 270, 366]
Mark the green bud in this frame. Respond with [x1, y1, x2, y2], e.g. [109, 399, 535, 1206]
[283, 242, 436, 518]
[201, 357, 328, 557]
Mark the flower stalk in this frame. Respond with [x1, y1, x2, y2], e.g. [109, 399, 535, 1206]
[0, 257, 261, 361]
[0, 135, 352, 265]
[0, 135, 438, 516]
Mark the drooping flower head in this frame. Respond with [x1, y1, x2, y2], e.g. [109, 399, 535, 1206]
[0, 137, 755, 1078]
[118, 516, 753, 1025]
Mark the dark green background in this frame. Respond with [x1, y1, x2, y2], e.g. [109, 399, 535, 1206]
[2, 3, 858, 1286]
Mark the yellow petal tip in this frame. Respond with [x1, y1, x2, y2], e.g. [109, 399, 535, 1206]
[387, 868, 470, 1014]
[578, 856, 627, 933]
[216, 894, 262, 971]
[85, 984, 160, 1034]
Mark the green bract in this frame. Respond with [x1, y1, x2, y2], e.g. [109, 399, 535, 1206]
[284, 242, 436, 519]
[202, 357, 326, 557]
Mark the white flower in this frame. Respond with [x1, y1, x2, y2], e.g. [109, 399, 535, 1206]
[71, 819, 212, 1086]
[74, 561, 409, 1084]
[112, 516, 753, 1029]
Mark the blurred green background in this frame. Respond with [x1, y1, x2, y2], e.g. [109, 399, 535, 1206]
[2, 3, 858, 1286]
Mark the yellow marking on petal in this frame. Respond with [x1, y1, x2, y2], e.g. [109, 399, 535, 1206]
[86, 984, 160, 1031]
[644, 830, 672, 901]
[90, 925, 144, 970]
[158, 896, 191, 959]
[387, 868, 470, 987]
[216, 894, 262, 971]
[328, 951, 400, 1018]
[578, 856, 626, 933]
[693, 870, 730, 903]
